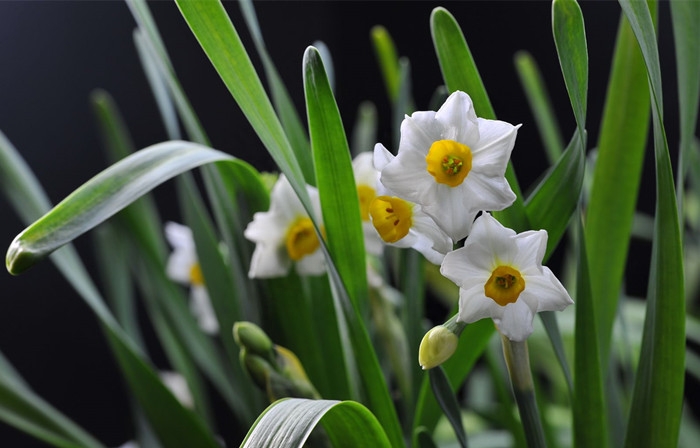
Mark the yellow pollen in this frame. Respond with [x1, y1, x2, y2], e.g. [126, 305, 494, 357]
[369, 196, 412, 243]
[425, 139, 472, 187]
[357, 185, 376, 221]
[484, 265, 525, 306]
[285, 217, 320, 261]
[189, 263, 205, 286]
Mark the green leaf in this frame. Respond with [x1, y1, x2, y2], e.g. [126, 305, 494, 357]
[0, 352, 104, 448]
[174, 0, 309, 207]
[552, 0, 588, 134]
[573, 218, 608, 448]
[5, 141, 236, 274]
[303, 46, 368, 313]
[303, 46, 404, 446]
[670, 0, 700, 217]
[619, 1, 686, 446]
[428, 367, 467, 448]
[238, 0, 315, 185]
[584, 10, 652, 363]
[241, 399, 392, 448]
[1, 134, 223, 447]
[525, 130, 586, 259]
[514, 51, 565, 165]
[371, 25, 401, 103]
[430, 7, 494, 119]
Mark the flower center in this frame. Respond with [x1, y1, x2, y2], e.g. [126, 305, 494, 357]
[357, 185, 376, 221]
[369, 196, 412, 243]
[425, 139, 472, 187]
[484, 265, 525, 306]
[285, 217, 320, 261]
[189, 263, 205, 286]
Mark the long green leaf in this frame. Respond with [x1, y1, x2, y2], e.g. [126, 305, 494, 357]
[0, 353, 104, 448]
[371, 25, 401, 104]
[585, 7, 652, 365]
[428, 367, 467, 448]
[619, 1, 685, 446]
[670, 0, 700, 220]
[525, 130, 586, 259]
[238, 0, 314, 185]
[552, 0, 588, 134]
[173, 0, 309, 208]
[241, 399, 392, 448]
[1, 134, 222, 447]
[514, 51, 565, 164]
[6, 141, 236, 274]
[573, 218, 608, 448]
[304, 45, 404, 446]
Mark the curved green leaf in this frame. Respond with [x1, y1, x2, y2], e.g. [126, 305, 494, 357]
[1, 134, 224, 447]
[241, 399, 392, 448]
[371, 25, 401, 103]
[619, 1, 685, 446]
[6, 141, 236, 274]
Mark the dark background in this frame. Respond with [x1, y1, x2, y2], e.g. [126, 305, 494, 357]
[0, 0, 678, 446]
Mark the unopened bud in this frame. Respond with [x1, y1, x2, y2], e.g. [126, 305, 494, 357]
[233, 321, 274, 361]
[419, 325, 459, 370]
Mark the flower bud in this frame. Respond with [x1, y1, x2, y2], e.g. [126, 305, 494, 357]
[418, 325, 459, 370]
[233, 321, 274, 361]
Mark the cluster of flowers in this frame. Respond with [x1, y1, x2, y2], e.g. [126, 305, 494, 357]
[166, 91, 573, 365]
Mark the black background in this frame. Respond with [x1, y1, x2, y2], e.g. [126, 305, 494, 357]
[0, 1, 681, 446]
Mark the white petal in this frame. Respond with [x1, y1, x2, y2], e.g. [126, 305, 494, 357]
[471, 120, 520, 176]
[353, 151, 379, 187]
[269, 174, 308, 222]
[441, 246, 492, 289]
[457, 284, 502, 324]
[421, 189, 479, 241]
[462, 171, 517, 213]
[165, 221, 194, 250]
[495, 300, 535, 341]
[373, 143, 395, 171]
[166, 249, 196, 285]
[522, 267, 574, 312]
[379, 149, 438, 204]
[463, 212, 518, 267]
[248, 243, 291, 278]
[362, 222, 385, 256]
[435, 91, 480, 144]
[190, 286, 219, 335]
[294, 249, 326, 276]
[512, 229, 548, 274]
[399, 110, 441, 155]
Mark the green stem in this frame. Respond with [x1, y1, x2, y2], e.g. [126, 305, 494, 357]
[501, 335, 547, 448]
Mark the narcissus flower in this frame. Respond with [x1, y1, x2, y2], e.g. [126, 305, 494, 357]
[369, 145, 453, 265]
[352, 151, 384, 256]
[165, 222, 219, 335]
[244, 175, 325, 278]
[377, 90, 520, 241]
[440, 213, 573, 341]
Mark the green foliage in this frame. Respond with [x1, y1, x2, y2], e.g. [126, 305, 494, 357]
[1, 1, 695, 447]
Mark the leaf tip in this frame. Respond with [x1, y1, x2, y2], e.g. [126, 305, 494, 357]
[6, 235, 36, 275]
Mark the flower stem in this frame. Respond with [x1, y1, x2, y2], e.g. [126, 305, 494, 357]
[500, 334, 547, 448]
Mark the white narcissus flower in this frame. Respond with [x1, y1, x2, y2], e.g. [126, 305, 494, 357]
[352, 151, 384, 256]
[369, 145, 453, 265]
[440, 213, 573, 342]
[377, 90, 520, 241]
[165, 222, 219, 335]
[244, 174, 326, 278]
